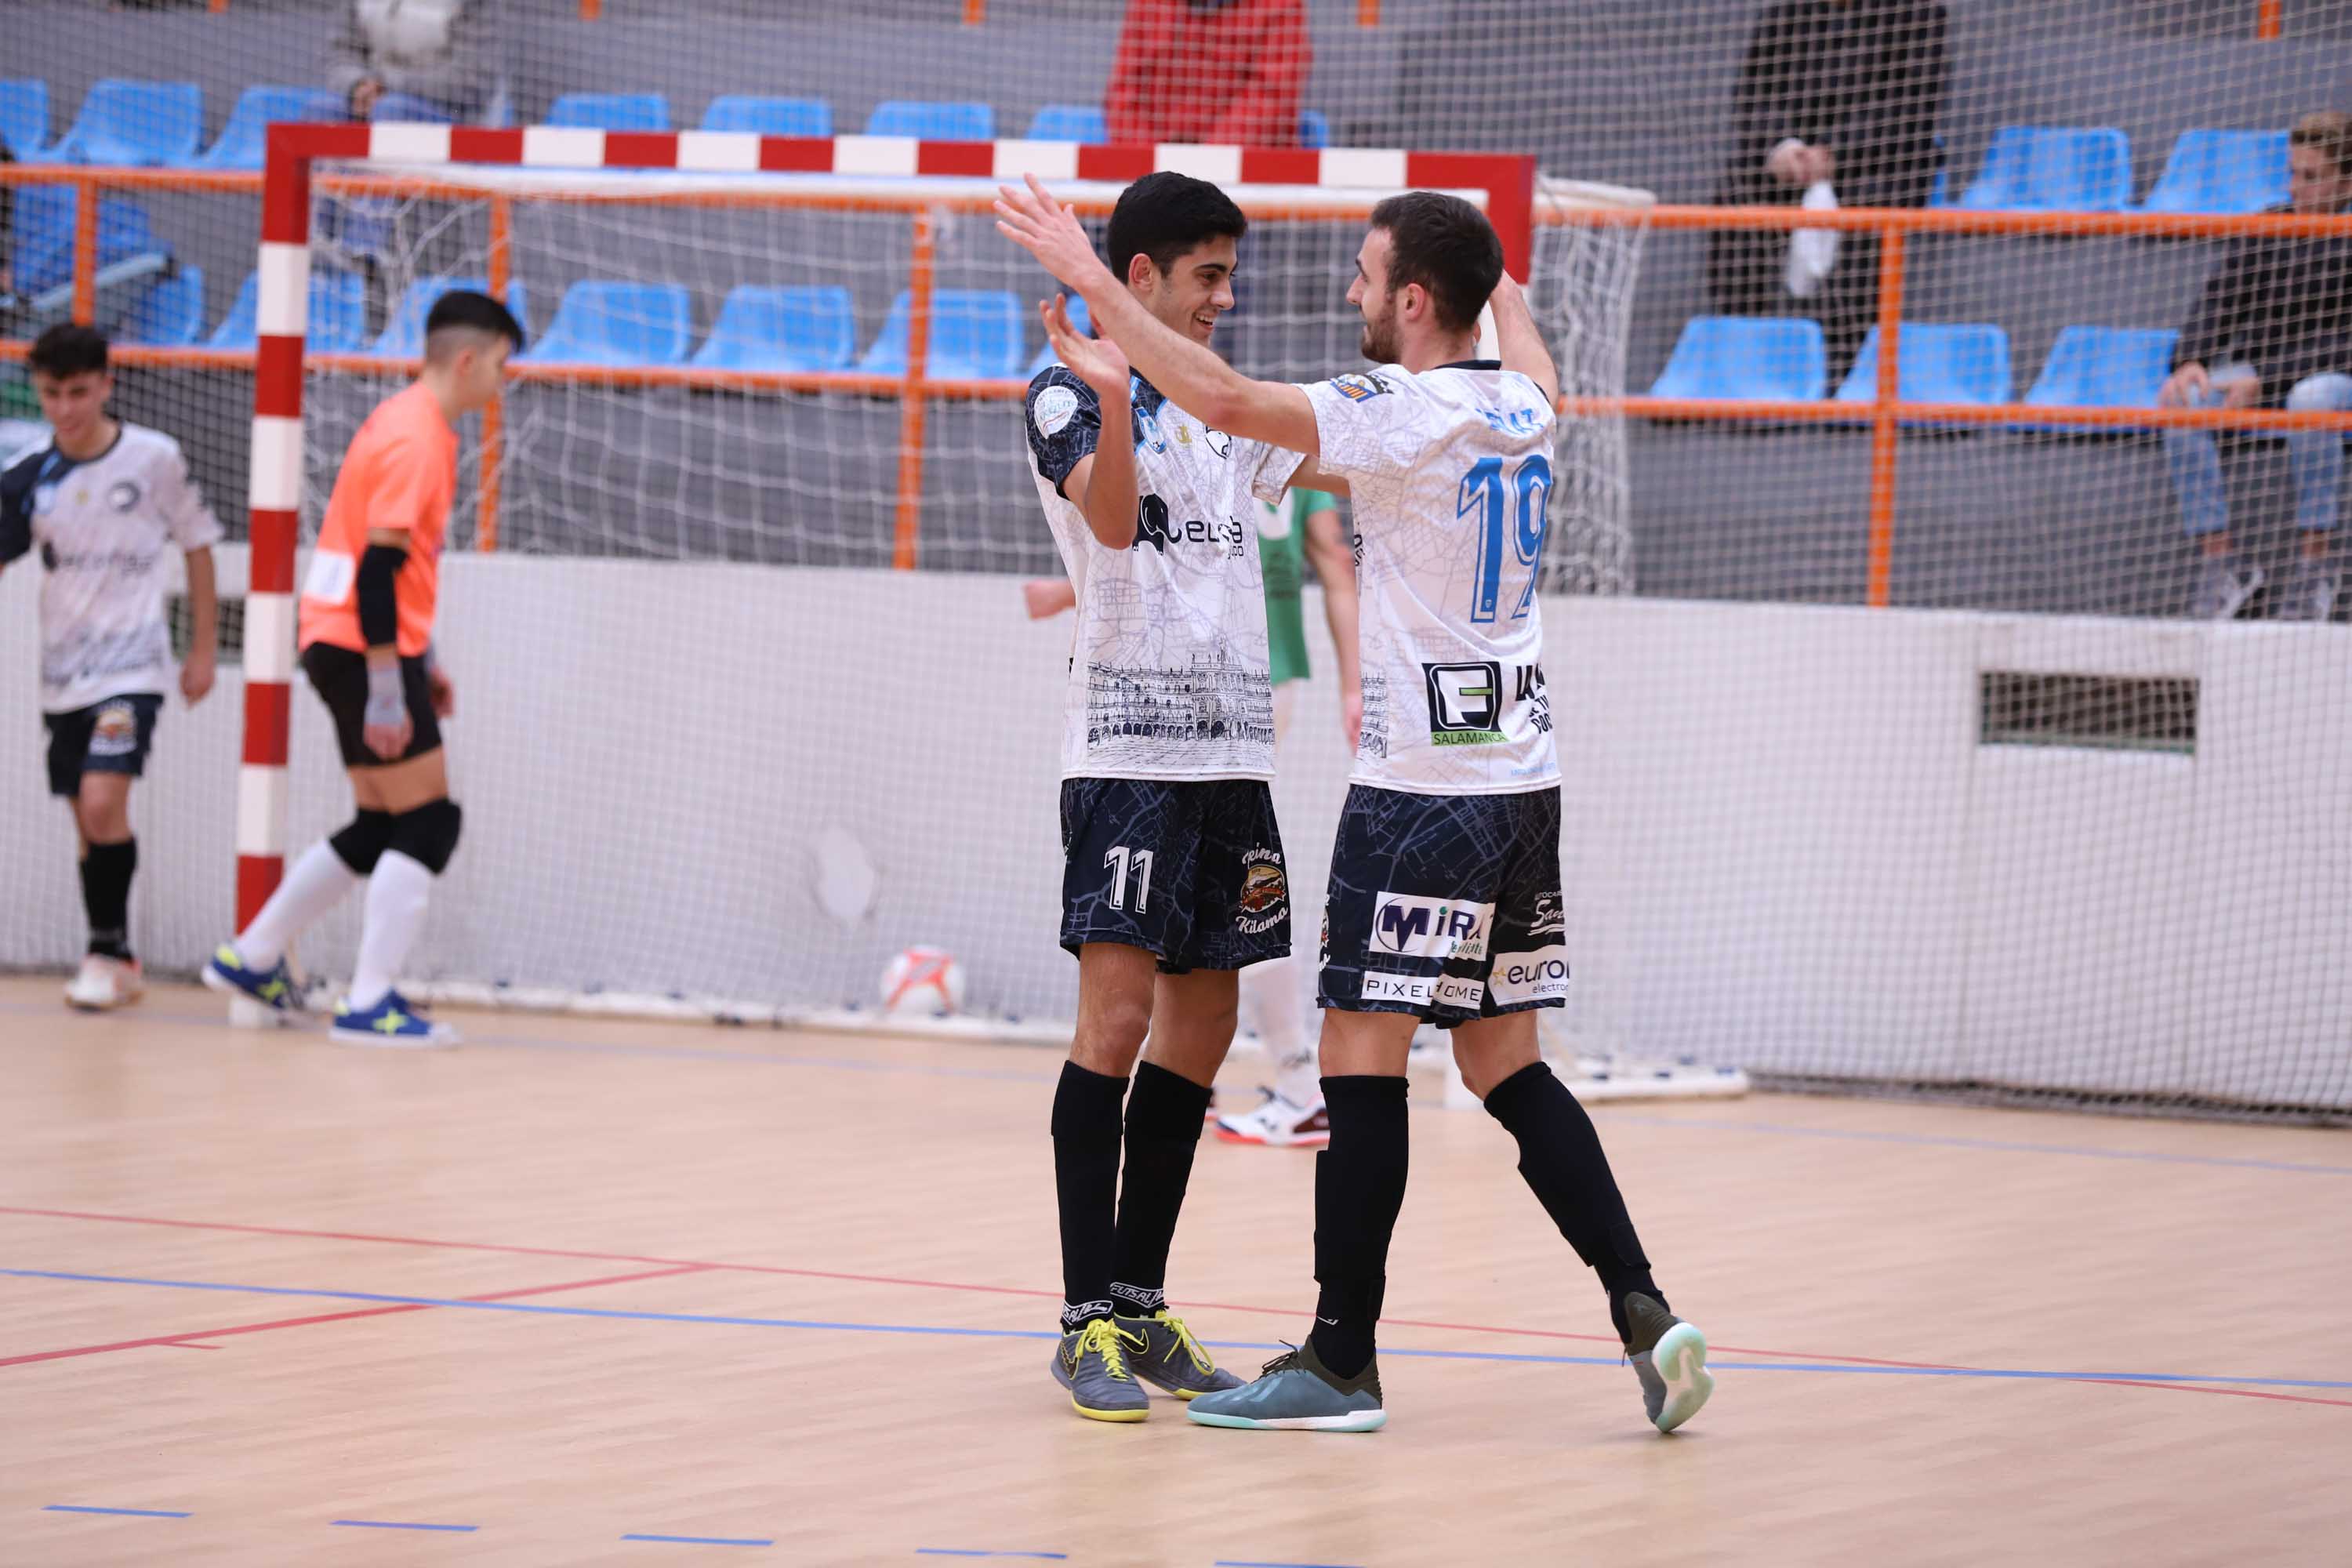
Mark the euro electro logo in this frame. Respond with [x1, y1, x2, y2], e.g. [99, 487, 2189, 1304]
[1425, 661, 1504, 745]
[1370, 893, 1493, 961]
[1487, 946, 1571, 1007]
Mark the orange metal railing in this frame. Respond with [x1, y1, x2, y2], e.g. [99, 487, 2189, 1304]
[7, 165, 2349, 593]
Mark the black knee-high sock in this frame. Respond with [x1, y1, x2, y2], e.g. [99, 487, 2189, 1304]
[80, 838, 137, 960]
[1109, 1060, 1213, 1318]
[1051, 1060, 1128, 1332]
[1306, 1074, 1410, 1380]
[1482, 1061, 1663, 1341]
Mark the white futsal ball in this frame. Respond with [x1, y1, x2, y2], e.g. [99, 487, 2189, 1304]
[880, 947, 967, 1017]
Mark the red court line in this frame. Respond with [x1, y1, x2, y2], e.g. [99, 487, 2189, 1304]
[2076, 1377, 2352, 1410]
[0, 1263, 706, 1368]
[0, 1204, 2325, 1402]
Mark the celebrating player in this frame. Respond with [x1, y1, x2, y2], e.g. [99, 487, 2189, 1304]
[1015, 171, 1341, 1422]
[2, 325, 222, 1010]
[1001, 175, 1713, 1436]
[205, 290, 521, 1047]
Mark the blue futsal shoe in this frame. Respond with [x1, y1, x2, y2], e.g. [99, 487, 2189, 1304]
[201, 943, 299, 1014]
[1185, 1338, 1385, 1432]
[329, 990, 458, 1048]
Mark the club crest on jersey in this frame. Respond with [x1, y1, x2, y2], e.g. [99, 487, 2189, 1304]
[1425, 661, 1504, 745]
[108, 481, 143, 513]
[1236, 848, 1289, 935]
[88, 702, 140, 757]
[1032, 383, 1081, 437]
[1333, 372, 1392, 402]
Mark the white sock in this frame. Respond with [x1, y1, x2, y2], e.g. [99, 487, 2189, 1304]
[235, 840, 361, 967]
[347, 849, 433, 1011]
[1242, 955, 1321, 1104]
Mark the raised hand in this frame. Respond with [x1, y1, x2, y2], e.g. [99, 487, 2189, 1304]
[1040, 294, 1127, 399]
[995, 173, 1113, 298]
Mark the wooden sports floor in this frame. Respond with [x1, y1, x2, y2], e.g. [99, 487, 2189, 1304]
[2, 977, 2347, 1567]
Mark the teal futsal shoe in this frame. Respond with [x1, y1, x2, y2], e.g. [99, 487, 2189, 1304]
[1624, 1292, 1713, 1433]
[1185, 1338, 1385, 1432]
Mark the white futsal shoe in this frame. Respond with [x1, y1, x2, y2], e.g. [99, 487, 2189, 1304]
[1214, 1088, 1331, 1149]
[64, 953, 144, 1011]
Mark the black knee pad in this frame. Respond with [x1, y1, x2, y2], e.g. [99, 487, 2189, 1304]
[390, 799, 463, 875]
[328, 810, 397, 875]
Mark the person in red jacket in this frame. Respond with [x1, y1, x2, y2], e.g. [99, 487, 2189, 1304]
[1105, 0, 1312, 147]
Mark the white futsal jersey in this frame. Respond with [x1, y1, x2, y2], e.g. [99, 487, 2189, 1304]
[1024, 365, 1304, 782]
[0, 423, 223, 714]
[1298, 361, 1561, 796]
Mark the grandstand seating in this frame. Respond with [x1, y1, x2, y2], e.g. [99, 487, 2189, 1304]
[12, 184, 170, 299]
[1835, 323, 2014, 410]
[546, 92, 672, 132]
[1648, 317, 1829, 403]
[1025, 104, 1107, 144]
[189, 85, 345, 172]
[2136, 129, 2289, 215]
[371, 278, 532, 358]
[207, 267, 370, 352]
[121, 267, 205, 347]
[49, 78, 204, 167]
[864, 100, 993, 140]
[2020, 325, 2179, 423]
[857, 290, 1027, 380]
[690, 286, 858, 373]
[521, 281, 693, 366]
[700, 95, 831, 137]
[1953, 126, 2133, 212]
[0, 79, 50, 159]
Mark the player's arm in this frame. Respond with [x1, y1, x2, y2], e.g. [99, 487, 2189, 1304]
[180, 546, 217, 705]
[1488, 272, 1559, 408]
[357, 524, 414, 760]
[1010, 178, 1321, 459]
[1065, 387, 1138, 553]
[0, 456, 35, 584]
[1023, 577, 1078, 620]
[1028, 324, 1138, 551]
[1302, 499, 1362, 749]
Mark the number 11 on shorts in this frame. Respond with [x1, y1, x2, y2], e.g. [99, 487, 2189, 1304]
[1105, 846, 1154, 912]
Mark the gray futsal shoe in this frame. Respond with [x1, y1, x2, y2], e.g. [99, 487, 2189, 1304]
[1185, 1339, 1385, 1432]
[1624, 1292, 1714, 1434]
[1116, 1308, 1243, 1399]
[1050, 1318, 1150, 1423]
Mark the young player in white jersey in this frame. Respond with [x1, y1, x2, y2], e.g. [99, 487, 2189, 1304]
[1018, 172, 1328, 1423]
[1, 325, 221, 1010]
[1001, 178, 1713, 1436]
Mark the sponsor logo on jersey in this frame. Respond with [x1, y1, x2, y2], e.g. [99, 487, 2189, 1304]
[108, 481, 143, 513]
[1433, 975, 1486, 1011]
[1515, 663, 1553, 735]
[1131, 495, 1246, 557]
[1488, 945, 1571, 1007]
[1032, 383, 1081, 437]
[1425, 661, 1504, 745]
[1203, 427, 1231, 459]
[1371, 893, 1492, 962]
[1333, 372, 1393, 402]
[87, 700, 140, 758]
[1529, 890, 1566, 938]
[1361, 971, 1433, 1006]
[1237, 848, 1289, 935]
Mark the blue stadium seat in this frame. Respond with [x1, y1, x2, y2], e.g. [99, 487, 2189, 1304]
[371, 278, 531, 358]
[865, 100, 993, 140]
[208, 267, 370, 352]
[700, 96, 832, 138]
[689, 286, 856, 372]
[1835, 323, 2013, 409]
[1646, 316, 1828, 403]
[122, 267, 205, 347]
[858, 289, 1027, 379]
[546, 93, 672, 132]
[1300, 109, 1330, 150]
[1954, 126, 2132, 213]
[2018, 325, 2179, 428]
[1, 79, 51, 159]
[51, 79, 205, 167]
[521, 281, 691, 366]
[1026, 104, 1106, 144]
[1023, 294, 1093, 377]
[189, 85, 346, 171]
[2136, 129, 2289, 216]
[11, 184, 168, 299]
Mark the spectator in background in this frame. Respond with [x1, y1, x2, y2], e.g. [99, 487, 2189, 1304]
[2160, 111, 2352, 623]
[1106, 0, 1311, 147]
[1707, 0, 1947, 380]
[328, 0, 507, 126]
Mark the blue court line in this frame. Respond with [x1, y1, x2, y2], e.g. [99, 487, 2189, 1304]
[622, 1534, 775, 1546]
[6, 1269, 2347, 1392]
[1599, 1112, 2352, 1178]
[42, 1505, 191, 1519]
[331, 1519, 478, 1531]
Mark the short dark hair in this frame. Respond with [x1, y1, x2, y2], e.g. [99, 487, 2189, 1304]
[28, 322, 111, 379]
[423, 289, 524, 359]
[1368, 191, 1503, 336]
[2291, 110, 2352, 178]
[1107, 172, 1248, 284]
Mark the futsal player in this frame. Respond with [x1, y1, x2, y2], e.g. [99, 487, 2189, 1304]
[1001, 176, 1714, 1435]
[2, 324, 222, 1010]
[1015, 171, 1334, 1422]
[205, 290, 521, 1047]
